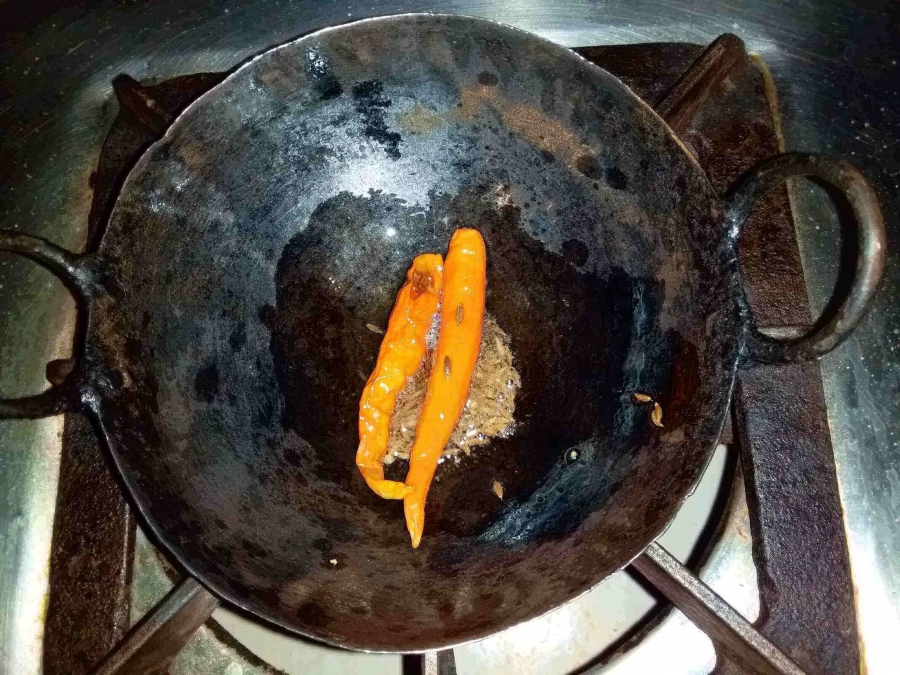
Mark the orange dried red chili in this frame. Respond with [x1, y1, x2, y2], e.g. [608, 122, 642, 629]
[404, 229, 486, 547]
[355, 253, 443, 499]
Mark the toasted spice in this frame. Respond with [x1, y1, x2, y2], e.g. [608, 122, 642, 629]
[492, 480, 504, 500]
[650, 402, 664, 428]
[383, 313, 519, 464]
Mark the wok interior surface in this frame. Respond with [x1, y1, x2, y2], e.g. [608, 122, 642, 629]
[92, 15, 740, 650]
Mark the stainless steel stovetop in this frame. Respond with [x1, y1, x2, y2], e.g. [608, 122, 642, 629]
[1, 3, 897, 674]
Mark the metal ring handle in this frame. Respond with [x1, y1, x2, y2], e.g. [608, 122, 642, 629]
[727, 153, 886, 364]
[0, 231, 92, 418]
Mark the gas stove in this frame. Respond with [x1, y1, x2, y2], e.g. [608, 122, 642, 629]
[2, 5, 897, 675]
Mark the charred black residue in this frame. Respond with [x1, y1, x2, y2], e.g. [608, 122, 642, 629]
[304, 46, 343, 101]
[605, 166, 629, 190]
[318, 78, 342, 101]
[194, 363, 220, 402]
[477, 71, 499, 86]
[578, 156, 628, 191]
[255, 397, 277, 429]
[229, 323, 247, 351]
[351, 80, 401, 159]
[258, 304, 275, 327]
[298, 601, 328, 628]
[282, 443, 302, 468]
[575, 154, 602, 179]
[242, 538, 267, 558]
[561, 238, 589, 267]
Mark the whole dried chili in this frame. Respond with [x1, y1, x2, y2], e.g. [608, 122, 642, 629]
[356, 253, 443, 499]
[404, 229, 486, 547]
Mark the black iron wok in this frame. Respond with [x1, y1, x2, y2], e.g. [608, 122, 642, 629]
[0, 15, 884, 652]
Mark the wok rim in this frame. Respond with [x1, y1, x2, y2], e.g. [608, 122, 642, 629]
[93, 12, 737, 653]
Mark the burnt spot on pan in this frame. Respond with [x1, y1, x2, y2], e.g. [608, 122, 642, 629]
[194, 363, 220, 402]
[282, 443, 303, 468]
[575, 154, 602, 179]
[351, 80, 401, 159]
[242, 538, 268, 559]
[229, 323, 247, 352]
[605, 166, 629, 190]
[576, 155, 630, 191]
[561, 238, 589, 267]
[297, 602, 328, 626]
[317, 78, 343, 101]
[477, 71, 499, 86]
[255, 396, 278, 430]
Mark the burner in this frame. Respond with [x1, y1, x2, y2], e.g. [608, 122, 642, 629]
[31, 33, 857, 675]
